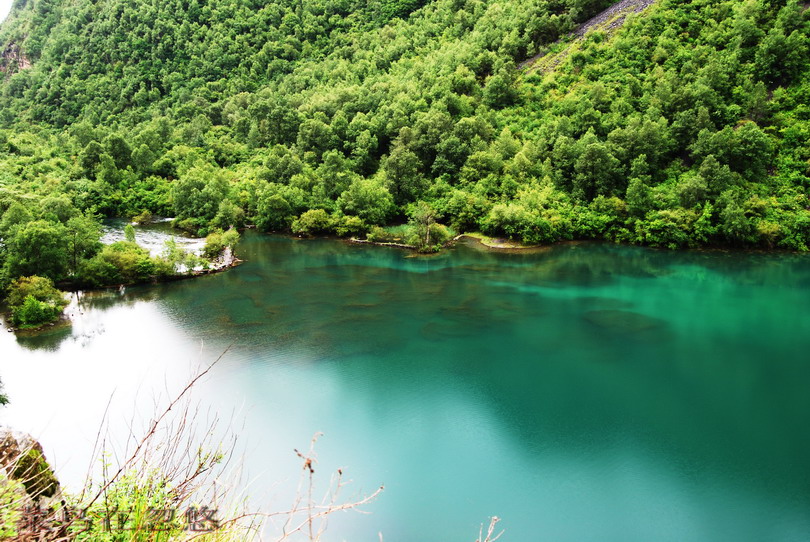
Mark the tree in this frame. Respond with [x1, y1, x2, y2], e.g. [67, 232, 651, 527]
[291, 209, 333, 236]
[79, 141, 104, 176]
[261, 145, 304, 184]
[132, 143, 156, 174]
[719, 197, 753, 244]
[315, 151, 356, 201]
[483, 67, 518, 108]
[296, 117, 334, 161]
[676, 173, 708, 209]
[104, 133, 133, 169]
[66, 215, 102, 274]
[212, 200, 246, 230]
[698, 155, 737, 195]
[625, 178, 654, 218]
[0, 202, 32, 237]
[39, 195, 78, 223]
[351, 130, 379, 175]
[407, 201, 446, 251]
[257, 193, 292, 231]
[385, 145, 425, 204]
[337, 178, 394, 225]
[4, 220, 70, 281]
[573, 134, 621, 200]
[97, 153, 122, 185]
[691, 123, 773, 182]
[171, 166, 230, 221]
[755, 27, 808, 86]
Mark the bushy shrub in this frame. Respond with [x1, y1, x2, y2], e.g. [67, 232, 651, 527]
[406, 223, 452, 253]
[77, 255, 121, 287]
[6, 276, 68, 328]
[334, 215, 368, 237]
[366, 226, 397, 243]
[203, 228, 240, 259]
[291, 209, 333, 236]
[12, 296, 63, 328]
[0, 473, 23, 538]
[78, 242, 165, 286]
[633, 206, 715, 249]
[131, 210, 153, 225]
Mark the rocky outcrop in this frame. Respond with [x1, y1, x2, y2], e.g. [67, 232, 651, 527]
[1, 43, 32, 74]
[0, 427, 60, 501]
[519, 0, 657, 72]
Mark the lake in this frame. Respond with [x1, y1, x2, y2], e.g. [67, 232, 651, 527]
[1, 232, 809, 541]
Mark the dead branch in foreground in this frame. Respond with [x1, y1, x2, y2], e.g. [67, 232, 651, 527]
[6, 345, 502, 541]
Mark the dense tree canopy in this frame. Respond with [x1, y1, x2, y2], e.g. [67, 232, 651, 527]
[0, 0, 808, 296]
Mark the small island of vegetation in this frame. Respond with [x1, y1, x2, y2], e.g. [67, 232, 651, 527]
[0, 192, 240, 329]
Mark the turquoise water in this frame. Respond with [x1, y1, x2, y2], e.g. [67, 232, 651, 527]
[1, 233, 810, 541]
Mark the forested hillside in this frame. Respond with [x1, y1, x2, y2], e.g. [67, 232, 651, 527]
[0, 0, 809, 299]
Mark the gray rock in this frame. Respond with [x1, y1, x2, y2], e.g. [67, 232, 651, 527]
[0, 426, 60, 500]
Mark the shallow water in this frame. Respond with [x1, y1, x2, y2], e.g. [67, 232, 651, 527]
[1, 234, 809, 541]
[100, 218, 206, 257]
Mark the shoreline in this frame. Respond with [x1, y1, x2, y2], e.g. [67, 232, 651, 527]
[3, 253, 243, 335]
[7, 227, 803, 335]
[347, 232, 549, 252]
[454, 233, 545, 251]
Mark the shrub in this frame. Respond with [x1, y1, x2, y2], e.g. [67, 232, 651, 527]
[203, 228, 240, 259]
[77, 254, 121, 287]
[291, 209, 332, 235]
[366, 225, 397, 243]
[78, 242, 163, 285]
[407, 223, 452, 253]
[12, 296, 60, 328]
[131, 210, 154, 225]
[334, 215, 368, 237]
[0, 473, 23, 538]
[6, 276, 68, 328]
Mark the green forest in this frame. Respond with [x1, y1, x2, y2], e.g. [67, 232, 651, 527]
[0, 0, 809, 318]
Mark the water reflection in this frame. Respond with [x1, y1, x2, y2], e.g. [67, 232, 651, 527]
[10, 323, 73, 352]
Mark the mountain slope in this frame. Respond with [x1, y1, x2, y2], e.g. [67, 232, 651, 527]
[0, 0, 808, 296]
[495, 0, 810, 248]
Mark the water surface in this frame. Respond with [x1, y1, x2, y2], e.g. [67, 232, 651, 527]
[1, 234, 809, 541]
